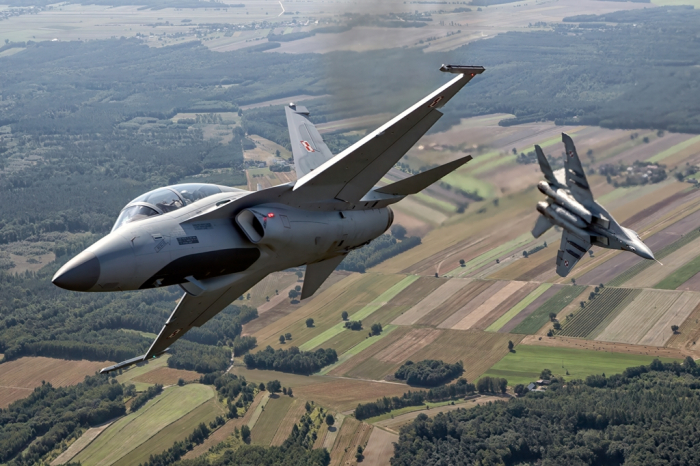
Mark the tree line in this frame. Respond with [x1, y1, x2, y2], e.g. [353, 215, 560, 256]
[354, 378, 476, 420]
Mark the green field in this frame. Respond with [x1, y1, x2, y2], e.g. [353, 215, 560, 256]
[298, 275, 418, 351]
[511, 286, 585, 334]
[114, 397, 223, 466]
[654, 255, 700, 290]
[481, 345, 681, 386]
[558, 288, 639, 338]
[73, 384, 214, 465]
[251, 395, 294, 445]
[487, 284, 552, 332]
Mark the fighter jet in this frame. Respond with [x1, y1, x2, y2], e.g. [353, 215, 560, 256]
[52, 64, 484, 373]
[532, 133, 655, 277]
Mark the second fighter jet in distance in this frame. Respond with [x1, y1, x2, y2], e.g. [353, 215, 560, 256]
[532, 133, 655, 277]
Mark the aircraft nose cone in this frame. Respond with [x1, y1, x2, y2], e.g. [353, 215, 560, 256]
[636, 244, 655, 261]
[52, 251, 100, 291]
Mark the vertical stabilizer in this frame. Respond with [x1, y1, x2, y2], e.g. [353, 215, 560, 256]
[562, 133, 594, 204]
[535, 145, 562, 188]
[285, 104, 335, 178]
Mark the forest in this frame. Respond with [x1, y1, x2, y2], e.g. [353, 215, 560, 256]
[0, 375, 126, 465]
[392, 358, 700, 465]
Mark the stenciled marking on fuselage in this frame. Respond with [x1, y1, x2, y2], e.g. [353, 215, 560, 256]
[154, 239, 167, 253]
[177, 236, 199, 245]
[193, 223, 213, 230]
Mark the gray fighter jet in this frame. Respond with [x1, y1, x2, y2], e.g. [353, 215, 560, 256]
[52, 64, 484, 373]
[532, 133, 655, 277]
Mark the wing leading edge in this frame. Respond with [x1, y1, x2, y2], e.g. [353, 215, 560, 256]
[292, 65, 484, 204]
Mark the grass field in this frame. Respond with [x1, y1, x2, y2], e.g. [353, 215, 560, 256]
[0, 357, 111, 408]
[251, 394, 294, 445]
[558, 288, 640, 338]
[113, 397, 224, 466]
[481, 345, 681, 386]
[511, 286, 586, 335]
[73, 384, 214, 465]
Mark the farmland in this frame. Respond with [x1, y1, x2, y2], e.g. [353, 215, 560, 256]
[73, 384, 214, 465]
[510, 286, 587, 335]
[113, 397, 225, 466]
[0, 357, 111, 408]
[481, 345, 681, 386]
[558, 288, 640, 339]
[251, 394, 295, 445]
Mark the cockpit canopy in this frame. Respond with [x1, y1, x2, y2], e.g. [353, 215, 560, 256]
[112, 183, 242, 232]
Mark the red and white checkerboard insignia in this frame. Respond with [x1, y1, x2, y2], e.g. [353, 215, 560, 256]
[568, 150, 575, 158]
[167, 328, 182, 339]
[564, 260, 570, 267]
[428, 96, 444, 108]
[301, 140, 315, 153]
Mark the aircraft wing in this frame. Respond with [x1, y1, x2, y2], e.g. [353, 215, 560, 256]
[100, 274, 261, 374]
[562, 133, 594, 205]
[292, 66, 485, 204]
[285, 104, 334, 178]
[556, 230, 591, 277]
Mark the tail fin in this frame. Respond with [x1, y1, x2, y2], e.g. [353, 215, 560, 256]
[535, 145, 560, 187]
[285, 104, 334, 178]
[375, 155, 472, 196]
[562, 133, 594, 204]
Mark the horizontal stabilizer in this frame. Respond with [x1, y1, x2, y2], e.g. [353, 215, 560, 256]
[301, 254, 346, 300]
[376, 155, 472, 196]
[100, 350, 168, 374]
[532, 215, 553, 238]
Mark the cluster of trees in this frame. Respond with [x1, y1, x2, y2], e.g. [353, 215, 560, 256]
[394, 360, 464, 387]
[130, 383, 163, 412]
[344, 320, 362, 331]
[354, 378, 476, 420]
[392, 358, 700, 465]
[476, 376, 508, 394]
[339, 235, 422, 273]
[243, 346, 338, 375]
[0, 375, 125, 464]
[598, 160, 668, 187]
[232, 335, 257, 357]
